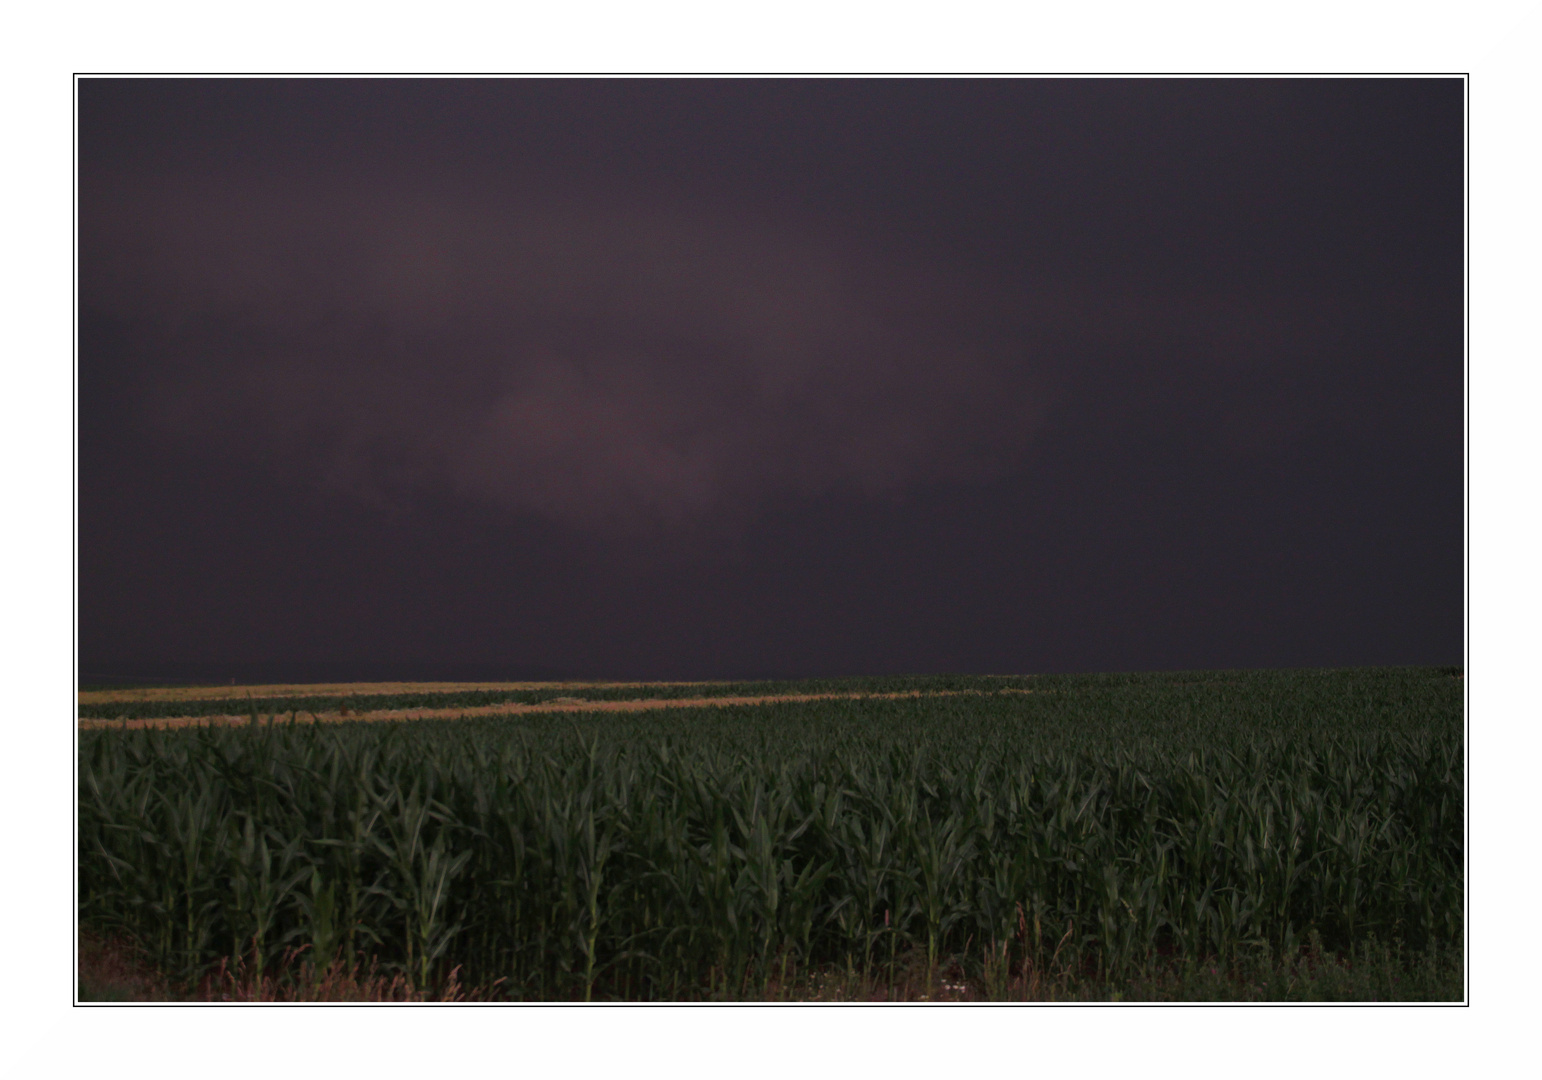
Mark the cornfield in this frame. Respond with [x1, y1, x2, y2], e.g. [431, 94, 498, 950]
[78, 667, 1463, 999]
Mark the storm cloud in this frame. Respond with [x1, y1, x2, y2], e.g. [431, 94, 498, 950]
[84, 170, 1092, 529]
[79, 80, 1462, 680]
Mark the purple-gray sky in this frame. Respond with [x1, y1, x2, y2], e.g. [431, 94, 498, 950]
[78, 78, 1462, 683]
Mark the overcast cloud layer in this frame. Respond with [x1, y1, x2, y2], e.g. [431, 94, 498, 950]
[87, 172, 1085, 528]
[79, 80, 1462, 679]
[83, 169, 1359, 532]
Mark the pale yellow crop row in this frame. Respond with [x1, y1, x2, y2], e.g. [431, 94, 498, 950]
[78, 688, 1035, 731]
[77, 680, 715, 706]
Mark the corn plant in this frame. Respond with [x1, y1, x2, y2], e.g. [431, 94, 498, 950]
[78, 667, 1463, 999]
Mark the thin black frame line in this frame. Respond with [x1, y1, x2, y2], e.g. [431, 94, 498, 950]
[72, 71, 1467, 1005]
[1461, 71, 1471, 1007]
[71, 71, 80, 1009]
[71, 71, 1472, 78]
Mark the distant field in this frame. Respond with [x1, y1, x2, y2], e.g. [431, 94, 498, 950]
[77, 667, 1464, 1001]
[77, 680, 708, 706]
[78, 689, 1041, 731]
[77, 673, 1045, 725]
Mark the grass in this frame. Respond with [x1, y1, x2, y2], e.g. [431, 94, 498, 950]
[78, 929, 179, 1002]
[733, 934, 1462, 1002]
[80, 932, 1460, 1003]
[78, 929, 489, 1002]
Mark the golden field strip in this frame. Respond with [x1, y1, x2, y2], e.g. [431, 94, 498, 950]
[78, 685, 1032, 731]
[76, 680, 713, 706]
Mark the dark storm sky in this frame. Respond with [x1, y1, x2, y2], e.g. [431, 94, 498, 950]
[78, 78, 1463, 683]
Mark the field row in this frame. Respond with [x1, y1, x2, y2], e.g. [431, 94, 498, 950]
[79, 689, 1038, 730]
[76, 667, 1458, 722]
[76, 680, 711, 706]
[77, 673, 1035, 719]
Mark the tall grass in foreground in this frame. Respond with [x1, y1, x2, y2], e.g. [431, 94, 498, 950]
[78, 668, 1463, 1000]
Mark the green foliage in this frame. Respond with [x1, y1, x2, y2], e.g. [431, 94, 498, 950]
[78, 667, 1463, 999]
